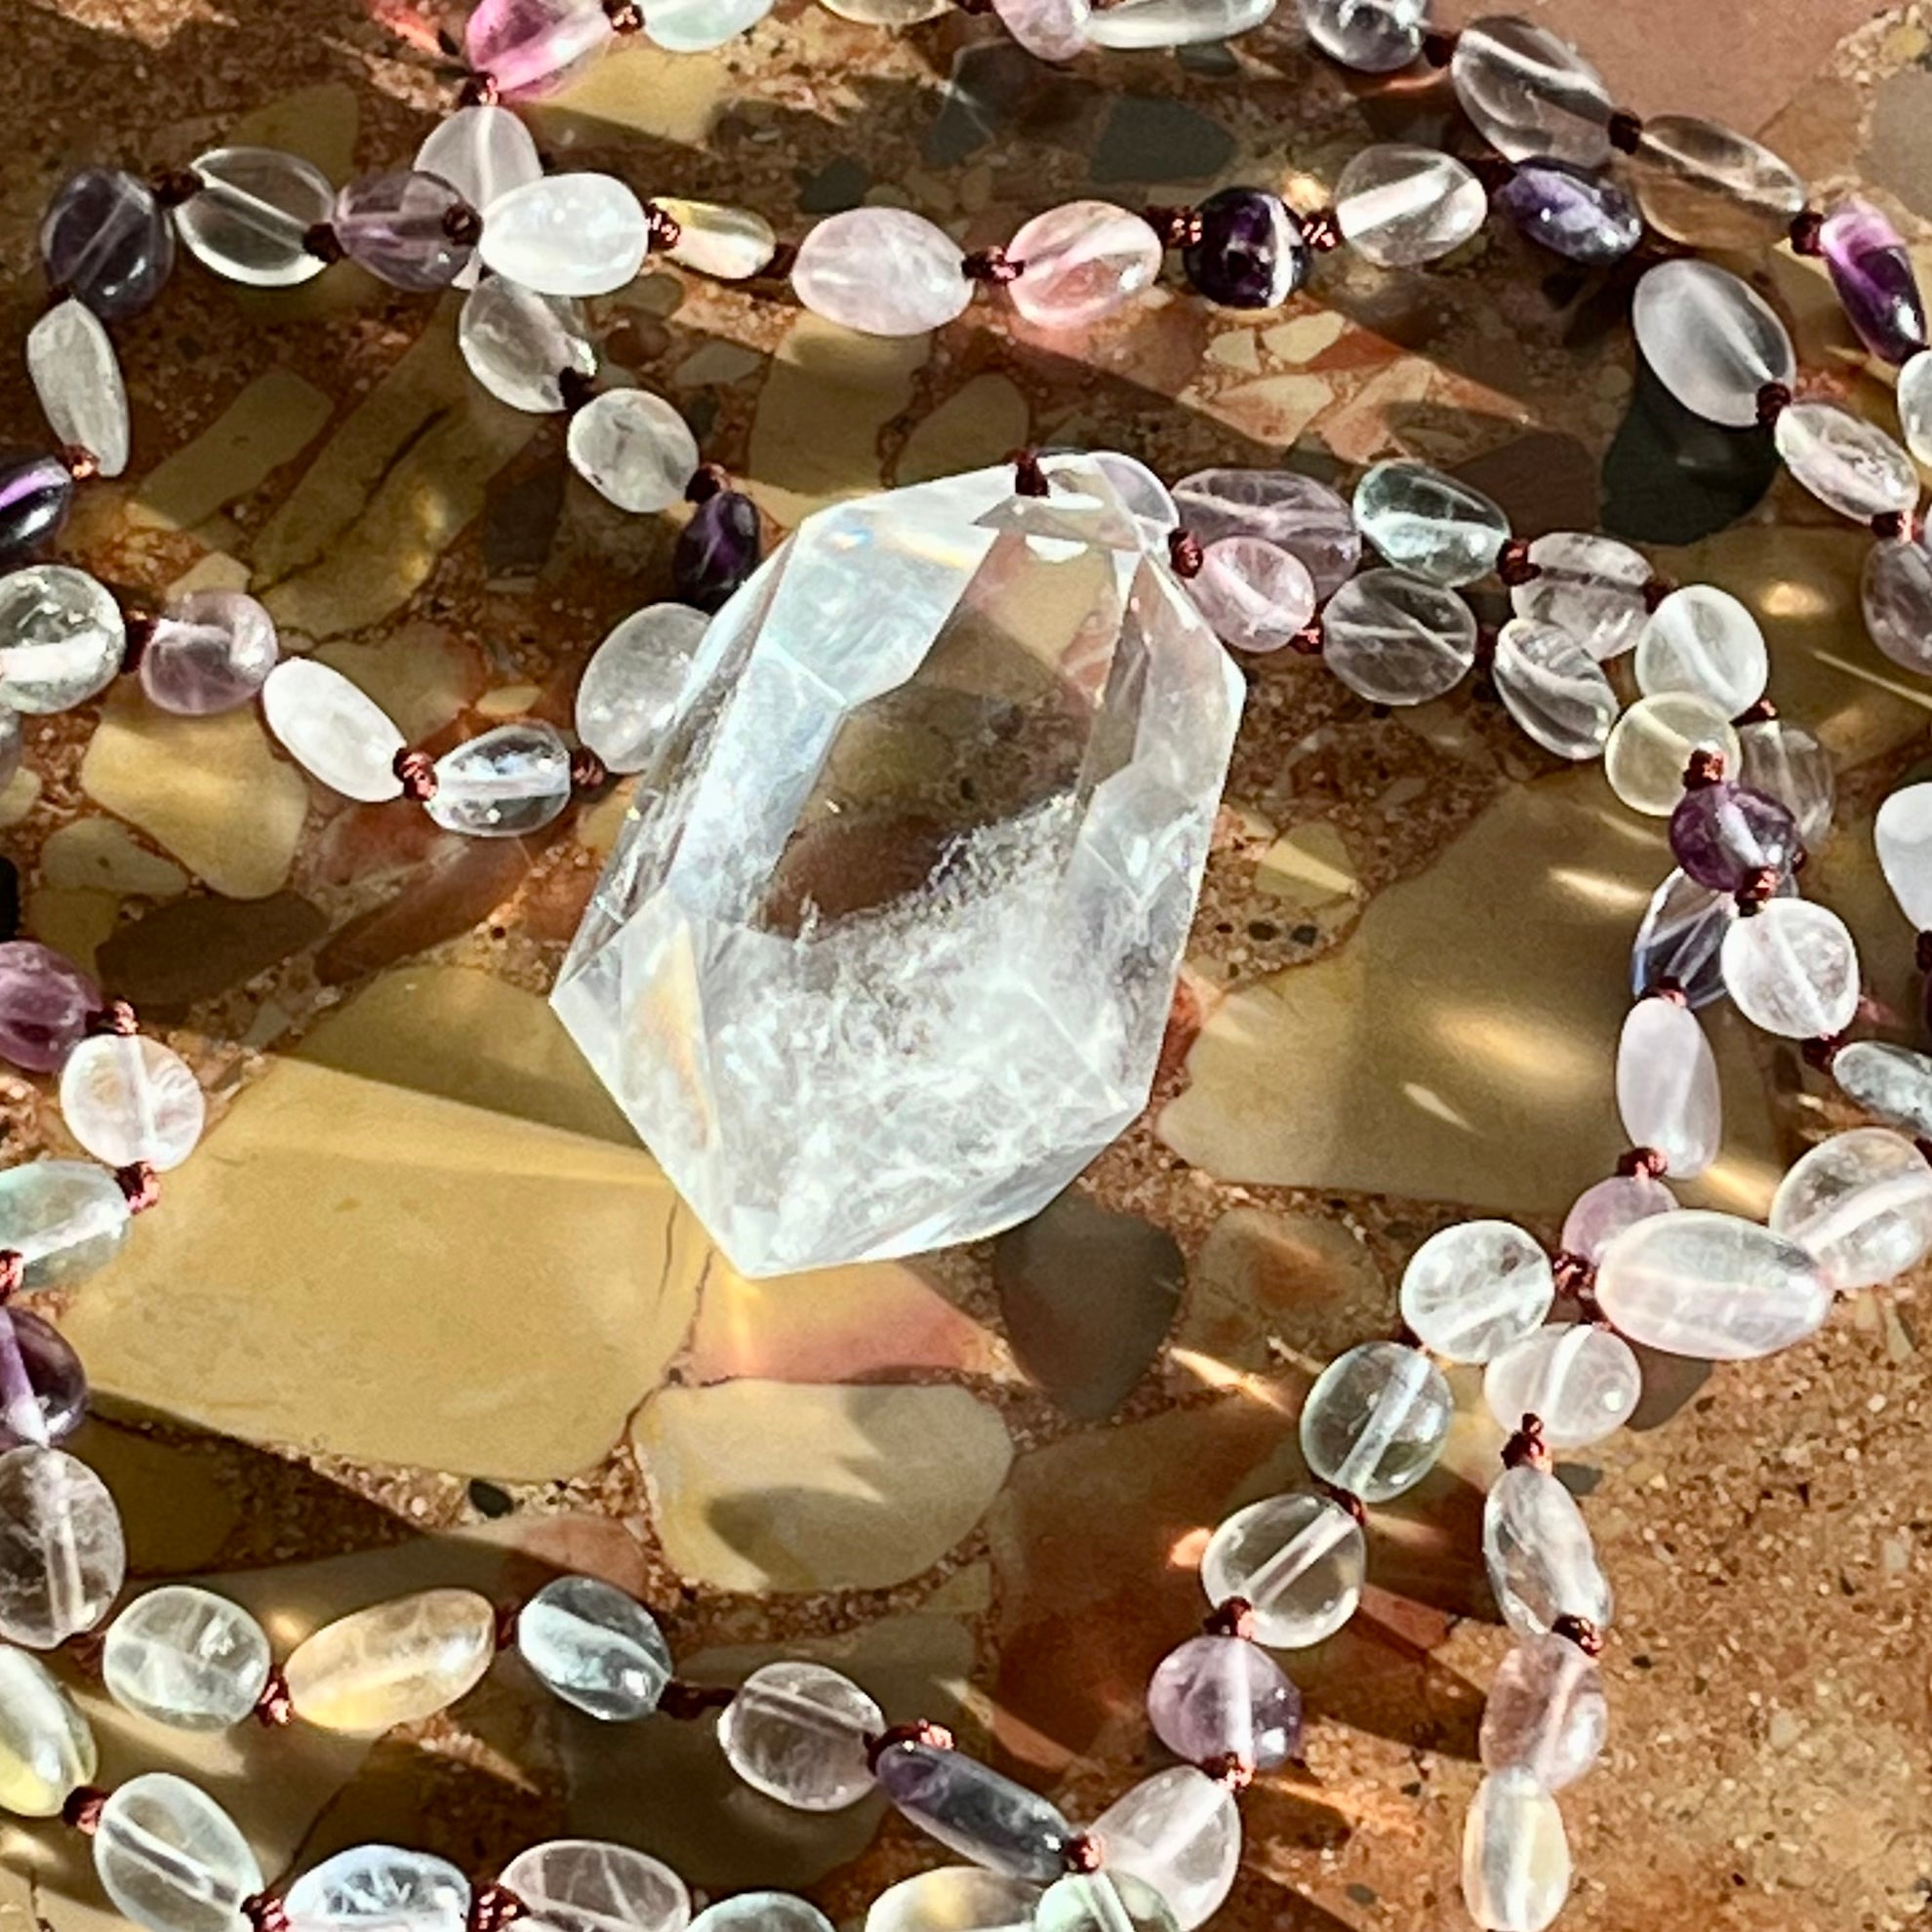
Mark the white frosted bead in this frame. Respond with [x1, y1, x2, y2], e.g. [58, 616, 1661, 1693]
[1833, 1040, 1932, 1138]
[1084, 0, 1273, 46]
[643, 0, 776, 49]
[262, 659, 406, 802]
[1171, 468, 1358, 597]
[104, 1586, 272, 1729]
[60, 1034, 204, 1172]
[1769, 1127, 1932, 1291]
[1399, 1220, 1553, 1362]
[1483, 1324, 1642, 1448]
[1634, 584, 1767, 713]
[1632, 260, 1795, 428]
[1874, 782, 1932, 927]
[1594, 1208, 1831, 1359]
[0, 564, 125, 714]
[1491, 618, 1617, 759]
[1775, 401, 1919, 522]
[1738, 715, 1833, 846]
[284, 1589, 497, 1733]
[818, 0, 946, 20]
[991, 0, 1091, 60]
[460, 278, 597, 414]
[415, 108, 542, 289]
[175, 147, 335, 287]
[1090, 1769, 1238, 1932]
[1299, 1340, 1452, 1503]
[1559, 1174, 1676, 1264]
[1862, 535, 1932, 676]
[1200, 1491, 1364, 1647]
[516, 1574, 671, 1721]
[1353, 460, 1510, 587]
[566, 388, 700, 512]
[1320, 567, 1477, 704]
[1900, 348, 1932, 466]
[426, 722, 573, 838]
[0, 1646, 96, 1816]
[791, 209, 970, 336]
[1187, 539, 1315, 655]
[651, 199, 779, 280]
[866, 1870, 1040, 1932]
[1512, 531, 1651, 661]
[0, 1444, 126, 1648]
[1719, 898, 1860, 1039]
[286, 1847, 469, 1932]
[479, 175, 650, 297]
[1479, 1636, 1607, 1791]
[1482, 1466, 1611, 1640]
[717, 1660, 882, 1810]
[1615, 995, 1719, 1178]
[500, 1840, 690, 1932]
[1449, 16, 1610, 167]
[1335, 144, 1486, 266]
[1008, 202, 1163, 329]
[27, 300, 130, 477]
[1602, 693, 1739, 817]
[689, 1898, 830, 1932]
[577, 603, 708, 773]
[1462, 1768, 1570, 1932]
[1296, 0, 1424, 71]
[96, 1775, 261, 1932]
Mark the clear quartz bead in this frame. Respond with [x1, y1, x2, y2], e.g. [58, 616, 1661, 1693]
[1352, 460, 1509, 587]
[1462, 1767, 1571, 1932]
[689, 1898, 830, 1932]
[1299, 1340, 1452, 1502]
[1632, 259, 1795, 428]
[566, 389, 700, 513]
[1334, 145, 1486, 266]
[1769, 1127, 1932, 1291]
[717, 1660, 882, 1811]
[873, 1741, 1077, 1878]
[1602, 693, 1739, 818]
[1482, 1466, 1611, 1639]
[0, 564, 125, 714]
[0, 1645, 95, 1816]
[285, 1846, 469, 1932]
[1775, 401, 1918, 522]
[1008, 202, 1163, 329]
[1091, 1769, 1239, 1932]
[1170, 469, 1358, 597]
[1560, 1174, 1675, 1264]
[1483, 1324, 1642, 1448]
[460, 278, 597, 414]
[1398, 1220, 1553, 1362]
[1033, 1874, 1176, 1932]
[516, 1574, 672, 1721]
[1615, 995, 1719, 1178]
[1083, 0, 1274, 47]
[425, 722, 573, 837]
[1833, 1040, 1932, 1138]
[103, 1586, 272, 1729]
[140, 590, 279, 715]
[1634, 584, 1767, 713]
[1200, 1491, 1365, 1646]
[576, 603, 707, 773]
[1320, 567, 1477, 704]
[95, 1775, 262, 1932]
[478, 175, 650, 297]
[817, 0, 948, 20]
[0, 1160, 132, 1289]
[1296, 0, 1425, 71]
[1511, 531, 1650, 661]
[651, 199, 779, 280]
[1719, 898, 1860, 1039]
[1449, 16, 1611, 167]
[1876, 783, 1932, 927]
[175, 147, 335, 288]
[60, 1034, 205, 1171]
[1626, 115, 1807, 248]
[1187, 539, 1315, 654]
[791, 210, 971, 336]
[642, 0, 777, 52]
[1594, 1209, 1831, 1359]
[0, 1444, 126, 1647]
[991, 0, 1091, 61]
[1739, 716, 1832, 846]
[499, 1842, 690, 1932]
[1479, 1636, 1607, 1791]
[262, 659, 407, 802]
[1491, 619, 1617, 759]
[1900, 348, 1932, 466]
[415, 107, 543, 251]
[865, 1871, 1040, 1932]
[283, 1588, 496, 1733]
[27, 299, 130, 477]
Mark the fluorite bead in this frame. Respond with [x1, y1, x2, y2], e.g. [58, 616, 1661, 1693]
[1169, 469, 1358, 597]
[0, 710, 18, 794]
[1352, 460, 1509, 588]
[416, 109, 543, 285]
[577, 603, 707, 773]
[1510, 532, 1650, 660]
[286, 1846, 470, 1932]
[1876, 784, 1932, 927]
[1400, 1220, 1553, 1363]
[0, 1444, 126, 1647]
[1668, 782, 1799, 894]
[1008, 202, 1162, 329]
[262, 659, 407, 802]
[27, 299, 130, 477]
[1737, 715, 1832, 847]
[1449, 17, 1611, 167]
[1833, 1040, 1932, 1139]
[1595, 1209, 1831, 1358]
[673, 490, 762, 612]
[642, 0, 777, 52]
[1333, 144, 1485, 267]
[498, 1841, 690, 1932]
[1482, 1466, 1612, 1640]
[0, 1159, 131, 1287]
[1299, 1339, 1452, 1501]
[1083, 0, 1273, 47]
[1775, 401, 1919, 522]
[1462, 1768, 1570, 1932]
[283, 1588, 497, 1732]
[874, 1740, 1078, 1879]
[1632, 260, 1795, 428]
[479, 175, 650, 297]
[1490, 620, 1617, 760]
[0, 562, 124, 712]
[0, 940, 99, 1072]
[1145, 1633, 1300, 1769]
[566, 389, 701, 513]
[1626, 115, 1806, 249]
[991, 0, 1090, 61]
[1186, 538, 1315, 654]
[103, 1586, 272, 1730]
[0, 452, 74, 568]
[651, 199, 780, 280]
[1719, 898, 1860, 1039]
[0, 1307, 87, 1449]
[792, 210, 970, 336]
[1296, 0, 1425, 72]
[140, 590, 279, 715]
[1602, 693, 1739, 818]
[60, 1033, 206, 1171]
[1495, 162, 1641, 266]
[1559, 1174, 1676, 1265]
[1629, 868, 1762, 1007]
[1032, 1874, 1176, 1932]
[1092, 1768, 1239, 1932]
[0, 1645, 95, 1815]
[1319, 567, 1477, 704]
[173, 147, 336, 288]
[459, 278, 597, 414]
[334, 172, 476, 292]
[463, 0, 615, 95]
[1634, 584, 1766, 714]
[688, 1898, 830, 1932]
[40, 169, 175, 320]
[1483, 1323, 1642, 1449]
[1769, 1127, 1932, 1291]
[866, 1871, 1040, 1932]
[716, 1659, 882, 1810]
[1615, 994, 1719, 1177]
[1479, 1636, 1607, 1793]
[516, 1574, 671, 1721]
[1200, 1491, 1364, 1647]
[96, 1775, 261, 1932]
[1820, 198, 1926, 365]
[1181, 189, 1306, 309]
[1900, 348, 1932, 466]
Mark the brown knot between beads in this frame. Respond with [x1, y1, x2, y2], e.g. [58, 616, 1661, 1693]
[302, 221, 344, 264]
[1495, 537, 1541, 587]
[62, 1786, 108, 1834]
[87, 997, 141, 1038]
[1167, 529, 1204, 579]
[1550, 1249, 1595, 1300]
[1734, 865, 1781, 909]
[468, 1886, 530, 1932]
[1681, 746, 1725, 789]
[494, 1601, 521, 1651]
[643, 201, 683, 251]
[1917, 930, 1932, 974]
[1289, 617, 1324, 657]
[1872, 508, 1917, 543]
[1061, 1834, 1105, 1875]
[1641, 573, 1677, 614]
[1298, 207, 1343, 254]
[603, 0, 645, 28]
[1605, 108, 1644, 154]
[1731, 697, 1778, 728]
[1616, 1146, 1669, 1180]
[1199, 1752, 1256, 1791]
[150, 165, 204, 209]
[1552, 1613, 1605, 1657]
[1502, 1414, 1551, 1472]
[1202, 1595, 1257, 1641]
[1143, 204, 1202, 250]
[685, 462, 731, 504]
[1314, 1479, 1367, 1525]
[62, 445, 101, 483]
[962, 245, 1025, 286]
[394, 748, 439, 803]
[120, 610, 156, 678]
[1643, 978, 1688, 1007]
[1788, 209, 1825, 258]
[241, 1895, 289, 1932]
[865, 1718, 955, 1769]
[1754, 381, 1791, 427]
[458, 70, 502, 106]
[557, 368, 598, 415]
[570, 745, 610, 793]
[1011, 449, 1051, 499]
[1419, 26, 1458, 65]
[253, 1669, 295, 1726]
[115, 1163, 160, 1215]
[1801, 1033, 1844, 1074]
[443, 201, 485, 248]
[0, 1250, 22, 1304]
[657, 1680, 739, 1721]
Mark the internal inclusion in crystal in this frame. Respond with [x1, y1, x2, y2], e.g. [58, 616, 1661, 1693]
[553, 457, 1244, 1275]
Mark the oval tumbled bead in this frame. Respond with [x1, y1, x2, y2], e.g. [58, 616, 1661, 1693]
[1300, 1340, 1452, 1501]
[285, 1845, 471, 1932]
[1821, 198, 1927, 366]
[650, 199, 778, 280]
[1630, 869, 1750, 1009]
[499, 1839, 690, 1932]
[1602, 694, 1739, 818]
[1082, 0, 1271, 47]
[478, 175, 650, 297]
[28, 299, 130, 478]
[1008, 202, 1162, 329]
[1615, 995, 1719, 1178]
[1876, 782, 1932, 927]
[1449, 16, 1611, 167]
[174, 147, 336, 289]
[1632, 259, 1794, 428]
[1495, 161, 1641, 265]
[1320, 568, 1477, 705]
[334, 172, 476, 292]
[1510, 531, 1650, 661]
[1146, 1633, 1300, 1770]
[1634, 584, 1766, 715]
[1200, 1490, 1364, 1648]
[689, 1899, 829, 1932]
[1833, 1040, 1932, 1138]
[1171, 468, 1358, 597]
[0, 941, 99, 1073]
[40, 168, 176, 320]
[717, 1659, 883, 1811]
[459, 278, 597, 414]
[0, 1645, 96, 1816]
[417, 108, 543, 279]
[1775, 401, 1918, 522]
[1092, 1767, 1239, 1932]
[1769, 1127, 1932, 1292]
[1033, 1874, 1176, 1932]
[140, 589, 280, 716]
[262, 659, 406, 803]
[1626, 115, 1806, 249]
[60, 1034, 206, 1172]
[95, 1773, 262, 1932]
[1738, 715, 1833, 847]
[0, 1305, 88, 1449]
[1462, 1767, 1570, 1932]
[1491, 620, 1618, 761]
[1399, 1220, 1552, 1362]
[1352, 460, 1509, 587]
[425, 723, 573, 838]
[283, 1588, 496, 1733]
[791, 209, 970, 336]
[1718, 898, 1860, 1039]
[566, 388, 700, 513]
[874, 1740, 1077, 1879]
[0, 1159, 131, 1289]
[1334, 144, 1486, 266]
[865, 1869, 1040, 1932]
[517, 1574, 671, 1721]
[1483, 1324, 1642, 1448]
[1563, 1174, 1676, 1263]
[1479, 1635, 1607, 1791]
[1482, 1466, 1611, 1640]
[104, 1586, 272, 1730]
[577, 604, 707, 774]
[0, 563, 127, 714]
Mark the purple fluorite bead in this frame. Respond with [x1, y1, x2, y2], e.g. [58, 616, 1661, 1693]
[0, 449, 74, 567]
[0, 1307, 87, 1449]
[1182, 188, 1308, 309]
[1820, 198, 1927, 366]
[335, 172, 478, 292]
[1668, 782, 1801, 893]
[0, 942, 100, 1073]
[872, 1740, 1077, 1880]
[1147, 1633, 1302, 1769]
[1496, 162, 1642, 266]
[39, 168, 176, 321]
[463, 0, 616, 96]
[139, 590, 280, 715]
[674, 490, 762, 613]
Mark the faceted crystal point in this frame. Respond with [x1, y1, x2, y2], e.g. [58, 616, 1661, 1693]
[1352, 460, 1509, 587]
[425, 722, 574, 837]
[173, 147, 335, 288]
[104, 1586, 272, 1729]
[1482, 1465, 1612, 1640]
[1480, 1635, 1607, 1791]
[1398, 1220, 1553, 1363]
[516, 1574, 672, 1720]
[1145, 1634, 1301, 1769]
[1200, 1491, 1365, 1647]
[1170, 468, 1358, 596]
[0, 563, 125, 712]
[1462, 1767, 1570, 1932]
[1449, 17, 1611, 167]
[1632, 260, 1795, 428]
[0, 1306, 89, 1448]
[1297, 0, 1425, 72]
[0, 1444, 126, 1647]
[791, 209, 970, 335]
[286, 1847, 470, 1932]
[0, 1645, 96, 1816]
[1495, 161, 1641, 266]
[718, 1661, 882, 1810]
[1181, 189, 1307, 308]
[1718, 898, 1860, 1039]
[866, 1870, 1040, 1932]
[1820, 198, 1927, 365]
[28, 299, 130, 477]
[874, 1741, 1077, 1878]
[283, 1589, 496, 1732]
[95, 1774, 261, 1932]
[1320, 567, 1477, 704]
[499, 1841, 690, 1932]
[1490, 620, 1617, 760]
[1483, 1324, 1642, 1448]
[576, 603, 709, 773]
[551, 460, 1243, 1275]
[1615, 995, 1719, 1178]
[1334, 145, 1486, 267]
[0, 939, 100, 1072]
[140, 589, 279, 715]
[1092, 1768, 1239, 1932]
[1769, 1127, 1932, 1291]
[1300, 1340, 1452, 1501]
[1626, 115, 1806, 249]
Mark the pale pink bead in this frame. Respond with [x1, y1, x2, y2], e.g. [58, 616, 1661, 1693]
[991, 0, 1092, 61]
[463, 0, 614, 95]
[1008, 201, 1163, 329]
[1186, 538, 1316, 654]
[790, 209, 970, 337]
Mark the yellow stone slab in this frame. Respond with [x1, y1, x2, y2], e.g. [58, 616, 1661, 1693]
[130, 369, 333, 532]
[528, 38, 730, 148]
[898, 374, 1031, 486]
[41, 818, 188, 899]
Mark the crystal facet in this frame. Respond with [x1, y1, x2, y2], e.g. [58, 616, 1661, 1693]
[1334, 145, 1486, 266]
[1718, 898, 1860, 1039]
[874, 1741, 1077, 1879]
[1510, 532, 1650, 660]
[792, 209, 970, 335]
[566, 388, 701, 512]
[1299, 1340, 1452, 1502]
[1200, 1491, 1365, 1647]
[478, 175, 650, 297]
[1602, 693, 1739, 818]
[716, 1661, 882, 1811]
[60, 1033, 206, 1171]
[283, 1589, 497, 1732]
[1462, 1768, 1571, 1932]
[1352, 460, 1509, 587]
[174, 147, 335, 288]
[27, 300, 130, 477]
[459, 278, 597, 414]
[576, 604, 709, 773]
[1490, 620, 1617, 760]
[285, 1846, 470, 1932]
[95, 1775, 261, 1932]
[1008, 202, 1163, 329]
[1479, 1636, 1607, 1791]
[1482, 1465, 1612, 1640]
[1626, 115, 1806, 248]
[0, 1645, 96, 1815]
[1449, 17, 1611, 167]
[1769, 1127, 1932, 1291]
[1820, 198, 1927, 365]
[1615, 995, 1719, 1178]
[1399, 1220, 1553, 1363]
[0, 563, 125, 713]
[516, 1575, 672, 1721]
[1632, 260, 1795, 428]
[1170, 469, 1359, 597]
[0, 1444, 125, 1647]
[499, 1842, 690, 1932]
[104, 1586, 273, 1730]
[1483, 1324, 1642, 1448]
[1145, 1634, 1301, 1769]
[1091, 1769, 1239, 1932]
[1319, 567, 1477, 704]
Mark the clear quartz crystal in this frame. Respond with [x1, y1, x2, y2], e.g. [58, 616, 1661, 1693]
[791, 209, 971, 335]
[262, 659, 407, 802]
[499, 1842, 690, 1932]
[550, 459, 1242, 1275]
[460, 280, 597, 415]
[1483, 1324, 1642, 1448]
[1299, 1340, 1452, 1501]
[1398, 1220, 1553, 1362]
[874, 1741, 1077, 1878]
[0, 1444, 126, 1647]
[866, 1871, 1039, 1932]
[566, 389, 700, 512]
[1090, 1770, 1238, 1932]
[283, 1589, 497, 1732]
[1769, 1127, 1932, 1291]
[1630, 867, 1768, 1008]
[95, 1775, 261, 1932]
[1170, 469, 1359, 597]
[1602, 693, 1739, 818]
[516, 1575, 672, 1720]
[1449, 16, 1611, 167]
[717, 1660, 882, 1810]
[1319, 567, 1477, 704]
[140, 590, 279, 715]
[1351, 460, 1509, 586]
[1490, 619, 1617, 760]
[1479, 1636, 1607, 1791]
[478, 175, 651, 297]
[1718, 898, 1860, 1038]
[1334, 145, 1486, 266]
[285, 1847, 470, 1932]
[1738, 715, 1833, 846]
[1634, 584, 1767, 713]
[1462, 1767, 1571, 1932]
[174, 148, 334, 287]
[0, 1160, 131, 1289]
[60, 1033, 205, 1171]
[103, 1586, 272, 1729]
[1774, 401, 1919, 522]
[1482, 1465, 1612, 1639]
[27, 299, 130, 476]
[576, 603, 709, 773]
[0, 564, 125, 714]
[1876, 782, 1932, 927]
[1632, 260, 1795, 428]
[1511, 531, 1650, 661]
[1082, 0, 1275, 48]
[1145, 1634, 1300, 1768]
[1832, 1040, 1932, 1138]
[651, 199, 780, 280]
[1626, 114, 1806, 248]
[1200, 1491, 1365, 1646]
[1297, 0, 1425, 71]
[0, 1645, 95, 1816]
[1615, 995, 1719, 1178]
